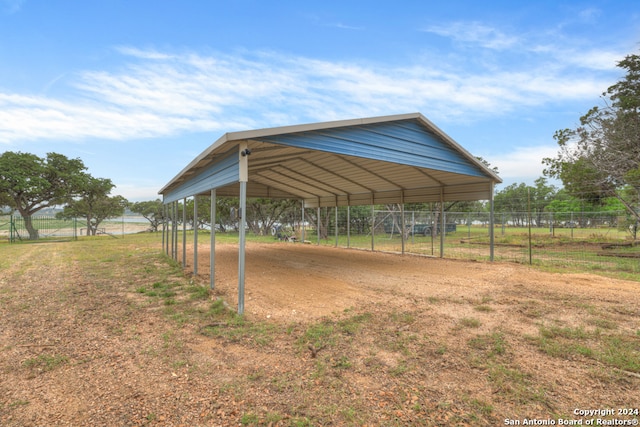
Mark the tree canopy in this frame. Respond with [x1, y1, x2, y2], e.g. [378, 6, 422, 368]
[56, 176, 127, 236]
[129, 199, 164, 232]
[0, 152, 89, 239]
[543, 53, 640, 220]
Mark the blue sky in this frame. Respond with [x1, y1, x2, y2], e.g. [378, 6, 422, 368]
[1, 0, 639, 201]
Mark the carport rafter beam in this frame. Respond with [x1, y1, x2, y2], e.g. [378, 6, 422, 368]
[296, 157, 375, 193]
[269, 164, 347, 196]
[338, 156, 405, 191]
[252, 172, 318, 199]
[246, 150, 315, 169]
[412, 166, 445, 187]
[254, 168, 342, 198]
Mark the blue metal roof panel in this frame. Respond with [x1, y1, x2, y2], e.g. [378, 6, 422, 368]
[163, 150, 239, 203]
[255, 119, 485, 178]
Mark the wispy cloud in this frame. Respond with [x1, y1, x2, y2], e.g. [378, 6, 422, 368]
[328, 22, 364, 30]
[423, 21, 519, 50]
[0, 41, 624, 144]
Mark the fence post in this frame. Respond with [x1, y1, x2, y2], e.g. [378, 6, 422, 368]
[570, 212, 574, 238]
[334, 206, 338, 247]
[371, 205, 375, 251]
[411, 211, 415, 245]
[300, 203, 304, 242]
[347, 205, 351, 248]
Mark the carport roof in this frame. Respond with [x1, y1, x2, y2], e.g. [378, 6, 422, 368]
[159, 112, 501, 207]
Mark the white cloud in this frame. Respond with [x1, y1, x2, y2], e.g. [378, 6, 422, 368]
[0, 45, 624, 144]
[423, 21, 519, 50]
[486, 145, 561, 185]
[114, 183, 164, 202]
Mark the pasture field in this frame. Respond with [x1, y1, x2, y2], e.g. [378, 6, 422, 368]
[1, 233, 639, 426]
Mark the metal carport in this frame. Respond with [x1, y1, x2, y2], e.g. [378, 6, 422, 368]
[158, 112, 502, 313]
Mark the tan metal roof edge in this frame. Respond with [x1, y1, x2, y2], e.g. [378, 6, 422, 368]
[224, 112, 422, 141]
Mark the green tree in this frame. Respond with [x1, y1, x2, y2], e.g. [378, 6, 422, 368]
[543, 53, 640, 220]
[57, 177, 127, 236]
[214, 197, 238, 231]
[494, 183, 529, 226]
[0, 191, 12, 213]
[247, 198, 297, 235]
[129, 199, 164, 232]
[184, 196, 214, 230]
[0, 151, 88, 239]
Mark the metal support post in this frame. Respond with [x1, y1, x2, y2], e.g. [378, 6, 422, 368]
[182, 198, 187, 267]
[172, 201, 178, 260]
[193, 196, 198, 276]
[210, 189, 216, 289]
[489, 182, 495, 261]
[238, 181, 247, 315]
[237, 141, 249, 315]
[161, 203, 165, 253]
[440, 189, 445, 258]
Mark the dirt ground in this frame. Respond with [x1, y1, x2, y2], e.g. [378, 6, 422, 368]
[199, 243, 640, 322]
[1, 240, 639, 426]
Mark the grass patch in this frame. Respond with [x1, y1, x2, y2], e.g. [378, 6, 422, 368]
[199, 300, 277, 347]
[299, 320, 336, 350]
[460, 317, 482, 328]
[468, 332, 506, 357]
[474, 304, 494, 312]
[23, 354, 69, 372]
[599, 336, 640, 373]
[528, 323, 640, 373]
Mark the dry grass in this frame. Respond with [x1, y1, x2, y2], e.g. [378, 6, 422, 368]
[1, 234, 639, 426]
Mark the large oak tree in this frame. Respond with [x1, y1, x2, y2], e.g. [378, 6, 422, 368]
[0, 152, 88, 239]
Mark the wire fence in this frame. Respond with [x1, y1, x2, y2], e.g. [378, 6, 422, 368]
[0, 214, 151, 242]
[279, 207, 639, 277]
[5, 207, 638, 277]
